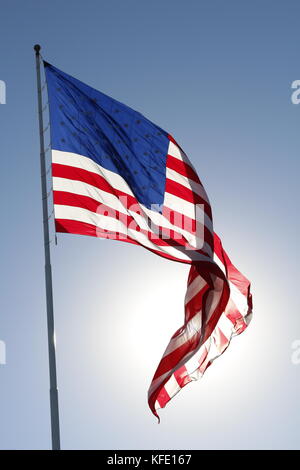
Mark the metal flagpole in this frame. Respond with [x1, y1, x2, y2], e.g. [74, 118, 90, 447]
[34, 44, 61, 450]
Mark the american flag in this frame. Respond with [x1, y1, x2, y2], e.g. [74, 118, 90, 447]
[44, 62, 253, 418]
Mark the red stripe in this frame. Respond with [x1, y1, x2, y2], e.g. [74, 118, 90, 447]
[214, 327, 229, 352]
[56, 219, 98, 237]
[197, 346, 209, 374]
[54, 190, 100, 213]
[225, 298, 248, 333]
[187, 262, 203, 285]
[166, 154, 201, 183]
[156, 387, 171, 410]
[165, 178, 211, 215]
[214, 232, 252, 307]
[52, 163, 136, 206]
[55, 218, 196, 264]
[200, 272, 230, 344]
[162, 206, 214, 251]
[198, 349, 212, 374]
[184, 285, 208, 322]
[174, 366, 191, 388]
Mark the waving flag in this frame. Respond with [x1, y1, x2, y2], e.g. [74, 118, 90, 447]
[44, 62, 252, 418]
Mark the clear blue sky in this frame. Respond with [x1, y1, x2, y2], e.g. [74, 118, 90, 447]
[0, 0, 299, 450]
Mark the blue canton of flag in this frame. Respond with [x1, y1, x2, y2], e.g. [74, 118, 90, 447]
[45, 62, 169, 211]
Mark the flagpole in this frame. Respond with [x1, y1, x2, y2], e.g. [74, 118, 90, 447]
[34, 44, 61, 451]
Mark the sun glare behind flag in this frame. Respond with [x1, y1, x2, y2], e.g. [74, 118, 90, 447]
[44, 61, 252, 418]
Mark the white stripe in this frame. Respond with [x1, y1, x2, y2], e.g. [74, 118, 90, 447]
[183, 344, 207, 378]
[167, 141, 198, 175]
[148, 370, 171, 398]
[163, 374, 180, 399]
[166, 167, 210, 204]
[155, 400, 160, 411]
[164, 191, 213, 233]
[206, 335, 222, 362]
[162, 311, 202, 357]
[185, 276, 206, 305]
[217, 314, 234, 339]
[168, 141, 183, 160]
[52, 150, 134, 196]
[214, 251, 250, 307]
[213, 252, 227, 275]
[204, 275, 225, 324]
[228, 281, 249, 318]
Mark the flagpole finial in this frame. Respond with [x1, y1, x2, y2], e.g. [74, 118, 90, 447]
[34, 44, 41, 53]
